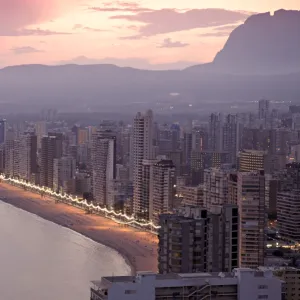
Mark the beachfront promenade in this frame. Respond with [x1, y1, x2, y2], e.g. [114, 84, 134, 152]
[0, 181, 158, 273]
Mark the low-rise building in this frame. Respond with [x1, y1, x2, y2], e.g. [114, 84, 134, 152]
[90, 268, 283, 300]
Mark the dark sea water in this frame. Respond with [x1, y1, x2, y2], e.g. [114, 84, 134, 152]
[0, 201, 131, 300]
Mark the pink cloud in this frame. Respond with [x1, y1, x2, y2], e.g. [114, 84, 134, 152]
[110, 8, 251, 36]
[158, 38, 189, 48]
[91, 1, 152, 13]
[0, 0, 82, 35]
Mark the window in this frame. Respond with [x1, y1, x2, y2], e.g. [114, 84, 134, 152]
[258, 285, 268, 289]
[258, 296, 268, 299]
[125, 290, 136, 294]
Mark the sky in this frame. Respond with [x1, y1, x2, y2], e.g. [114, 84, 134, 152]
[0, 0, 299, 69]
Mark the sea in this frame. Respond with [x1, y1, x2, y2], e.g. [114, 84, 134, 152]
[0, 201, 131, 300]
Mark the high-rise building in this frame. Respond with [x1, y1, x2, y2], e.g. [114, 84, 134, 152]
[228, 172, 238, 205]
[190, 151, 230, 185]
[4, 138, 20, 178]
[179, 185, 204, 206]
[170, 124, 180, 152]
[158, 208, 208, 274]
[19, 133, 37, 182]
[237, 171, 266, 268]
[0, 146, 4, 173]
[0, 119, 7, 144]
[92, 130, 116, 206]
[182, 130, 192, 167]
[150, 160, 175, 225]
[241, 128, 277, 153]
[208, 113, 223, 152]
[133, 110, 154, 218]
[91, 269, 283, 300]
[138, 159, 157, 220]
[35, 121, 47, 150]
[204, 167, 233, 209]
[207, 205, 239, 272]
[53, 156, 76, 193]
[77, 128, 89, 145]
[40, 135, 63, 188]
[192, 126, 208, 152]
[277, 190, 300, 241]
[158, 205, 239, 274]
[258, 99, 270, 122]
[273, 267, 300, 300]
[238, 149, 267, 172]
[223, 114, 242, 164]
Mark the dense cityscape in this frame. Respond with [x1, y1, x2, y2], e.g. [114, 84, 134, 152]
[1, 99, 300, 299]
[2, 1, 300, 298]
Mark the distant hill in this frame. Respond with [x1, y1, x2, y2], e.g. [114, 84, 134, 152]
[188, 9, 300, 74]
[0, 64, 299, 113]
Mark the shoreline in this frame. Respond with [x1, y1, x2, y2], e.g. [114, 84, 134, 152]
[0, 182, 158, 275]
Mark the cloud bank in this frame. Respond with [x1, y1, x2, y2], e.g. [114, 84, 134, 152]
[109, 8, 251, 36]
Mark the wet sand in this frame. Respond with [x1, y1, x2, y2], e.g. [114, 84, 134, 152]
[0, 181, 158, 274]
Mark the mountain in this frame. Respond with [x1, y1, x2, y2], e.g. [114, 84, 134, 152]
[188, 9, 300, 74]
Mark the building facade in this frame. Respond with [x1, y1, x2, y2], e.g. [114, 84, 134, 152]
[40, 135, 63, 188]
[19, 133, 37, 182]
[92, 131, 116, 206]
[53, 156, 76, 193]
[158, 205, 239, 274]
[150, 160, 175, 225]
[133, 110, 154, 218]
[237, 171, 266, 268]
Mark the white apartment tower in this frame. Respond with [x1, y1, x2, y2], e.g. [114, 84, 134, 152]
[133, 110, 154, 219]
[237, 171, 266, 269]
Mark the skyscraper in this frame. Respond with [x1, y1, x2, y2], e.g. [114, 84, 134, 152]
[40, 135, 63, 188]
[35, 121, 47, 150]
[277, 190, 300, 241]
[258, 99, 270, 120]
[237, 171, 266, 268]
[158, 205, 239, 274]
[208, 113, 223, 152]
[92, 130, 116, 206]
[150, 160, 175, 225]
[53, 156, 76, 193]
[222, 114, 241, 164]
[4, 138, 19, 178]
[204, 167, 231, 209]
[19, 133, 37, 182]
[133, 110, 154, 219]
[0, 119, 7, 144]
[207, 205, 239, 272]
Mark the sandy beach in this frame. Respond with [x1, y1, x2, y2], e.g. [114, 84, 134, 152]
[0, 181, 158, 274]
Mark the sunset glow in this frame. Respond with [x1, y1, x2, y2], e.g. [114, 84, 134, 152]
[0, 0, 299, 69]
